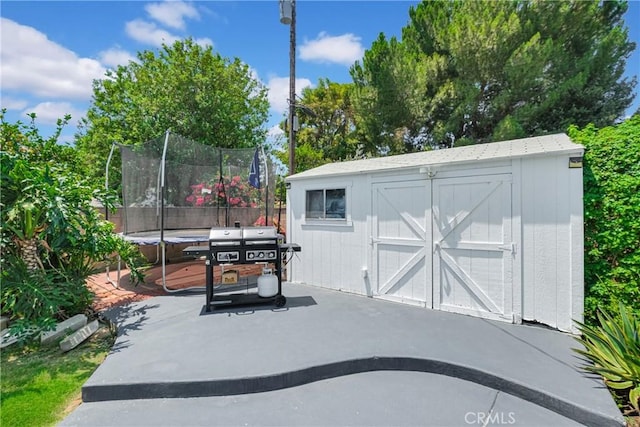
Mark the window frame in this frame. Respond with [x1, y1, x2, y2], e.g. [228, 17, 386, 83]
[305, 187, 346, 220]
[302, 185, 351, 227]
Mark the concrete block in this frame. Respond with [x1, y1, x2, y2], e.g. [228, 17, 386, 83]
[1, 330, 19, 349]
[0, 316, 8, 331]
[41, 314, 87, 345]
[1, 327, 38, 349]
[60, 320, 99, 352]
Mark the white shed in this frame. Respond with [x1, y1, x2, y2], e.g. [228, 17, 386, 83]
[285, 133, 585, 333]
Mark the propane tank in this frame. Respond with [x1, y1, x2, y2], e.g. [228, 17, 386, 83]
[258, 267, 278, 297]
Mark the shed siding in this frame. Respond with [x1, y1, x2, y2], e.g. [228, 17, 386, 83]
[511, 159, 523, 323]
[288, 176, 370, 294]
[520, 155, 582, 332]
[569, 163, 585, 330]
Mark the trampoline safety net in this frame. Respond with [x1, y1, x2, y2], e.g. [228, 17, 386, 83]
[119, 132, 276, 236]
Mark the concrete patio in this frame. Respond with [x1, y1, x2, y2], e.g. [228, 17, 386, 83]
[61, 282, 624, 426]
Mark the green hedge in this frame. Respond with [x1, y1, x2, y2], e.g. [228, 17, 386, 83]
[569, 116, 640, 325]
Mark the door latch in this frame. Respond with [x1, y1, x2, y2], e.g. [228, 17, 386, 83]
[498, 243, 517, 254]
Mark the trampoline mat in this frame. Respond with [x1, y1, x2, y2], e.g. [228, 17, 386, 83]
[120, 229, 211, 245]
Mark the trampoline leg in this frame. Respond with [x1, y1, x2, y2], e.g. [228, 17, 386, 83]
[153, 245, 160, 264]
[117, 255, 121, 287]
[159, 241, 206, 294]
[161, 241, 168, 291]
[105, 254, 121, 289]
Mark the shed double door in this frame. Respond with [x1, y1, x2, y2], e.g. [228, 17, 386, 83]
[372, 174, 514, 321]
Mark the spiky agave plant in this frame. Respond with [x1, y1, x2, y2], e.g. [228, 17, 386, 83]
[574, 303, 640, 415]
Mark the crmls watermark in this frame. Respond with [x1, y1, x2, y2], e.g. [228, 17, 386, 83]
[464, 411, 516, 425]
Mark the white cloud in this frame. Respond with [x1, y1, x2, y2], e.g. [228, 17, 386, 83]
[126, 1, 211, 48]
[267, 76, 313, 114]
[21, 102, 85, 126]
[194, 37, 214, 48]
[300, 32, 364, 66]
[199, 4, 227, 25]
[1, 96, 29, 110]
[246, 66, 265, 98]
[125, 18, 212, 49]
[125, 19, 181, 47]
[266, 124, 286, 155]
[267, 124, 284, 138]
[145, 1, 200, 30]
[0, 18, 106, 100]
[98, 47, 137, 68]
[247, 66, 261, 83]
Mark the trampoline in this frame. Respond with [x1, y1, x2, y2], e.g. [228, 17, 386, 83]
[106, 130, 276, 292]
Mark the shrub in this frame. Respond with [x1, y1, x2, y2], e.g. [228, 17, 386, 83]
[0, 255, 92, 339]
[1, 110, 146, 340]
[568, 116, 640, 325]
[574, 303, 640, 416]
[185, 176, 260, 208]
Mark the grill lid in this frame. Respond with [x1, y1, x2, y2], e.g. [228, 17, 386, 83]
[242, 226, 278, 240]
[242, 226, 278, 245]
[209, 227, 243, 245]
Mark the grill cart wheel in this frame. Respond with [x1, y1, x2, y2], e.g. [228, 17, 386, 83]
[275, 295, 287, 308]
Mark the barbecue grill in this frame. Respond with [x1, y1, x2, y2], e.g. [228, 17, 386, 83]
[204, 226, 286, 310]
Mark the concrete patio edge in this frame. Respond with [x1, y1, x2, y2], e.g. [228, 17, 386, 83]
[81, 355, 623, 427]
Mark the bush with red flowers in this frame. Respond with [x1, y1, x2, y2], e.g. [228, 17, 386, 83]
[185, 175, 260, 208]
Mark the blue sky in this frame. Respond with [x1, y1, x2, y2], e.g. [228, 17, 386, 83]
[1, 0, 639, 145]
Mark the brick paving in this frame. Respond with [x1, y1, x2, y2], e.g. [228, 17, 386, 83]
[87, 261, 263, 311]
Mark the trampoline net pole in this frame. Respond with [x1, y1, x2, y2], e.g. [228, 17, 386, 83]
[104, 142, 118, 288]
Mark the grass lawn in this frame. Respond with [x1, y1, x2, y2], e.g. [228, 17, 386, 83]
[1, 323, 115, 427]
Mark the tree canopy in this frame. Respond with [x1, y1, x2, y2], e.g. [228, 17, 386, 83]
[350, 0, 637, 152]
[277, 79, 359, 173]
[75, 38, 270, 186]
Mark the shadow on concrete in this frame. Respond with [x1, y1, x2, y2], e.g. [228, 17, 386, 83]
[103, 303, 161, 353]
[198, 295, 317, 316]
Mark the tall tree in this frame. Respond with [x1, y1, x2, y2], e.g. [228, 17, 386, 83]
[351, 0, 637, 151]
[75, 38, 269, 186]
[352, 35, 434, 154]
[277, 79, 359, 173]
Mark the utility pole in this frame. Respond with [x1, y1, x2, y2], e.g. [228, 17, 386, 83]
[280, 0, 296, 176]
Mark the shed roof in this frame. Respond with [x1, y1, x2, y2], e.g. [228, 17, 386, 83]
[287, 133, 583, 181]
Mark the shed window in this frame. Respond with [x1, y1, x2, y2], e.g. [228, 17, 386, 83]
[306, 188, 346, 219]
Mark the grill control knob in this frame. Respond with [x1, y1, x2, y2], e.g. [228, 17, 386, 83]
[259, 252, 265, 258]
[248, 252, 255, 259]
